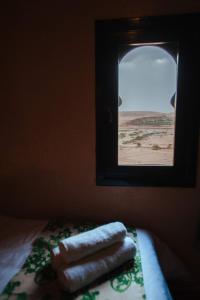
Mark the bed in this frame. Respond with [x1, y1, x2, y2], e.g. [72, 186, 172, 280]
[0, 216, 172, 300]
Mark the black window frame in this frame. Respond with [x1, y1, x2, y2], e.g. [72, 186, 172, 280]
[95, 13, 200, 187]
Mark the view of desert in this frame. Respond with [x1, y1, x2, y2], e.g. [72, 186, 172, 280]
[118, 44, 177, 166]
[118, 111, 175, 165]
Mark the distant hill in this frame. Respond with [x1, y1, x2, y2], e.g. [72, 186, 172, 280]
[119, 111, 175, 127]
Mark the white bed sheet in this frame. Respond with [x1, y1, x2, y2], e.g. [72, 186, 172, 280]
[0, 218, 173, 300]
[137, 229, 173, 300]
[0, 216, 47, 293]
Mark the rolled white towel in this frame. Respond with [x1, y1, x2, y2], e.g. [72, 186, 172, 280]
[59, 222, 127, 265]
[58, 236, 135, 293]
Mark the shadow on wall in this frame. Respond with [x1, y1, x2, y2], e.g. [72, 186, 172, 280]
[0, 171, 70, 217]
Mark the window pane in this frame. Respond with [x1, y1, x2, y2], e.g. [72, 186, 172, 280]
[118, 43, 178, 166]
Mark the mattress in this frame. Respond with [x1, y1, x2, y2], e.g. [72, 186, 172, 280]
[0, 217, 172, 300]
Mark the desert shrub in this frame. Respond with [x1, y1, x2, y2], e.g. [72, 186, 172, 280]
[139, 117, 173, 126]
[152, 144, 161, 150]
[134, 136, 143, 141]
[119, 132, 126, 139]
[129, 132, 137, 137]
[122, 138, 136, 145]
[167, 144, 172, 149]
[135, 132, 154, 141]
[122, 131, 156, 144]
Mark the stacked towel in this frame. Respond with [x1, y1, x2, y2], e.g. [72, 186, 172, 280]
[51, 222, 127, 269]
[51, 222, 135, 292]
[59, 237, 135, 292]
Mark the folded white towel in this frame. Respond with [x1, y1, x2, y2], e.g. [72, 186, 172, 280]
[59, 222, 127, 265]
[58, 236, 135, 293]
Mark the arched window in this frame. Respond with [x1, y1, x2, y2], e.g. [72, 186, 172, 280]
[96, 14, 199, 186]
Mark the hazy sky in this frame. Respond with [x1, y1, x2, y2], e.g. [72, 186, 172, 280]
[119, 45, 177, 113]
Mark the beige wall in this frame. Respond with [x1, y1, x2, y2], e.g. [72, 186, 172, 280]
[1, 0, 200, 273]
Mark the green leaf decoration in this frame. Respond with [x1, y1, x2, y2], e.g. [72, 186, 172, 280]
[133, 255, 144, 286]
[110, 248, 143, 292]
[126, 227, 137, 243]
[49, 227, 71, 248]
[23, 225, 71, 276]
[2, 281, 20, 296]
[23, 237, 50, 274]
[110, 272, 133, 292]
[81, 290, 100, 300]
[74, 223, 97, 233]
[16, 293, 28, 300]
[34, 264, 57, 286]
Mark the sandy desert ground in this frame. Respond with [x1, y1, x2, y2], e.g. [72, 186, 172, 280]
[118, 111, 175, 166]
